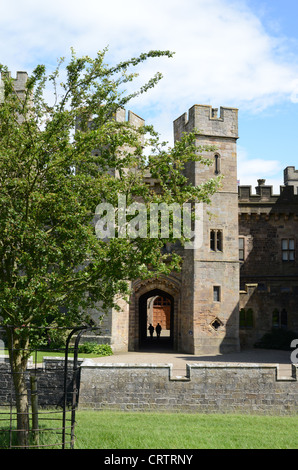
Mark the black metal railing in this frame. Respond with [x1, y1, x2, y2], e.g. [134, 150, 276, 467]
[0, 325, 98, 449]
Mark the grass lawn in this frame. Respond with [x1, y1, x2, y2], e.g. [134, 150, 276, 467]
[1, 410, 297, 449]
[2, 346, 112, 363]
[73, 411, 298, 449]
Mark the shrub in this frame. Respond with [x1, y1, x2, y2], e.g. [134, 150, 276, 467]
[77, 342, 113, 356]
[254, 328, 298, 350]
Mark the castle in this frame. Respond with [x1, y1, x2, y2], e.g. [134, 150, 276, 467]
[3, 72, 298, 355]
[102, 105, 298, 355]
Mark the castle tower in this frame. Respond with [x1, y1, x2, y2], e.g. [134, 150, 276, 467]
[174, 105, 240, 354]
[284, 166, 298, 194]
[0, 71, 28, 125]
[0, 71, 28, 103]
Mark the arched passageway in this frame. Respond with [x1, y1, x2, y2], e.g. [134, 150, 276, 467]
[139, 289, 174, 351]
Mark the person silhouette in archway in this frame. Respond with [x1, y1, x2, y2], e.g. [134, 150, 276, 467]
[155, 323, 162, 338]
[148, 324, 154, 338]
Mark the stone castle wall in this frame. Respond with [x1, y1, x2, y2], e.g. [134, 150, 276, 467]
[0, 357, 80, 407]
[2, 69, 297, 356]
[238, 180, 298, 348]
[1, 358, 297, 414]
[79, 361, 298, 414]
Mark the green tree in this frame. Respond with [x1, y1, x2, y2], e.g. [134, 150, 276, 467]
[0, 49, 220, 446]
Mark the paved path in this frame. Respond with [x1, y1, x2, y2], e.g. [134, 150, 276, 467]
[91, 347, 294, 378]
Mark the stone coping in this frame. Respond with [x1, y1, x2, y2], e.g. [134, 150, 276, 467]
[80, 359, 298, 382]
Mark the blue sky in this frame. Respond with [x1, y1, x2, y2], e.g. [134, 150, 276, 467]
[1, 0, 298, 192]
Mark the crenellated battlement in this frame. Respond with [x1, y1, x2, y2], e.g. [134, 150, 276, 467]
[284, 166, 298, 193]
[0, 70, 28, 108]
[173, 104, 238, 141]
[239, 169, 298, 208]
[238, 183, 298, 201]
[284, 165, 298, 179]
[114, 108, 145, 128]
[0, 71, 28, 97]
[0, 70, 28, 121]
[114, 108, 145, 149]
[238, 180, 298, 218]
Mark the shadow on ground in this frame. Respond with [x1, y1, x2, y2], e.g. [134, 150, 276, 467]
[177, 348, 292, 364]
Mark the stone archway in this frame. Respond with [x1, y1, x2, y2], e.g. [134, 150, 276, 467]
[139, 289, 174, 349]
[128, 275, 181, 351]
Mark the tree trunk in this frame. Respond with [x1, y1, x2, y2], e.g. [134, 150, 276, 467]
[30, 375, 39, 447]
[6, 328, 30, 448]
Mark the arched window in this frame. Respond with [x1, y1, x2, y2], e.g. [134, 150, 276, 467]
[239, 308, 253, 328]
[281, 309, 288, 329]
[272, 309, 288, 329]
[210, 229, 223, 252]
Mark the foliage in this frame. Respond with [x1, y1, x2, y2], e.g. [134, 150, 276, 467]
[0, 49, 220, 340]
[0, 48, 221, 445]
[77, 342, 113, 356]
[254, 328, 298, 350]
[0, 422, 65, 449]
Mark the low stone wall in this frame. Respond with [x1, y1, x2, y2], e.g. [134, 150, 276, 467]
[79, 361, 298, 415]
[0, 357, 81, 407]
[1, 357, 297, 414]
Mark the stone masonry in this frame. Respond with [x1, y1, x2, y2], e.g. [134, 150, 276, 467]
[89, 104, 298, 356]
[173, 105, 240, 354]
[78, 360, 298, 414]
[2, 69, 298, 357]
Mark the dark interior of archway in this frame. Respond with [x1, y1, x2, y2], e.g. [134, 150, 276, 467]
[139, 289, 174, 351]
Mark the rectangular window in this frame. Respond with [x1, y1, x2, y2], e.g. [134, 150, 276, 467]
[210, 230, 223, 252]
[217, 231, 222, 251]
[214, 154, 220, 175]
[282, 239, 295, 261]
[213, 286, 221, 302]
[239, 237, 244, 261]
[210, 230, 215, 251]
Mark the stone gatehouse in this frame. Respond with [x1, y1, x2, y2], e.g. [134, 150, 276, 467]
[95, 105, 298, 355]
[4, 71, 298, 356]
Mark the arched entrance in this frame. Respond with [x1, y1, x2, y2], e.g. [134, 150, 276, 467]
[139, 289, 174, 350]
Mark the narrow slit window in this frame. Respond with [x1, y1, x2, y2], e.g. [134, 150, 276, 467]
[214, 154, 220, 175]
[210, 230, 215, 251]
[213, 286, 221, 302]
[217, 231, 222, 251]
[239, 238, 244, 261]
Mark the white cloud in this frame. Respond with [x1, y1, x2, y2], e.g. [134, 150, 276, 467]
[290, 79, 298, 103]
[2, 0, 298, 108]
[1, 0, 298, 186]
[237, 146, 284, 193]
